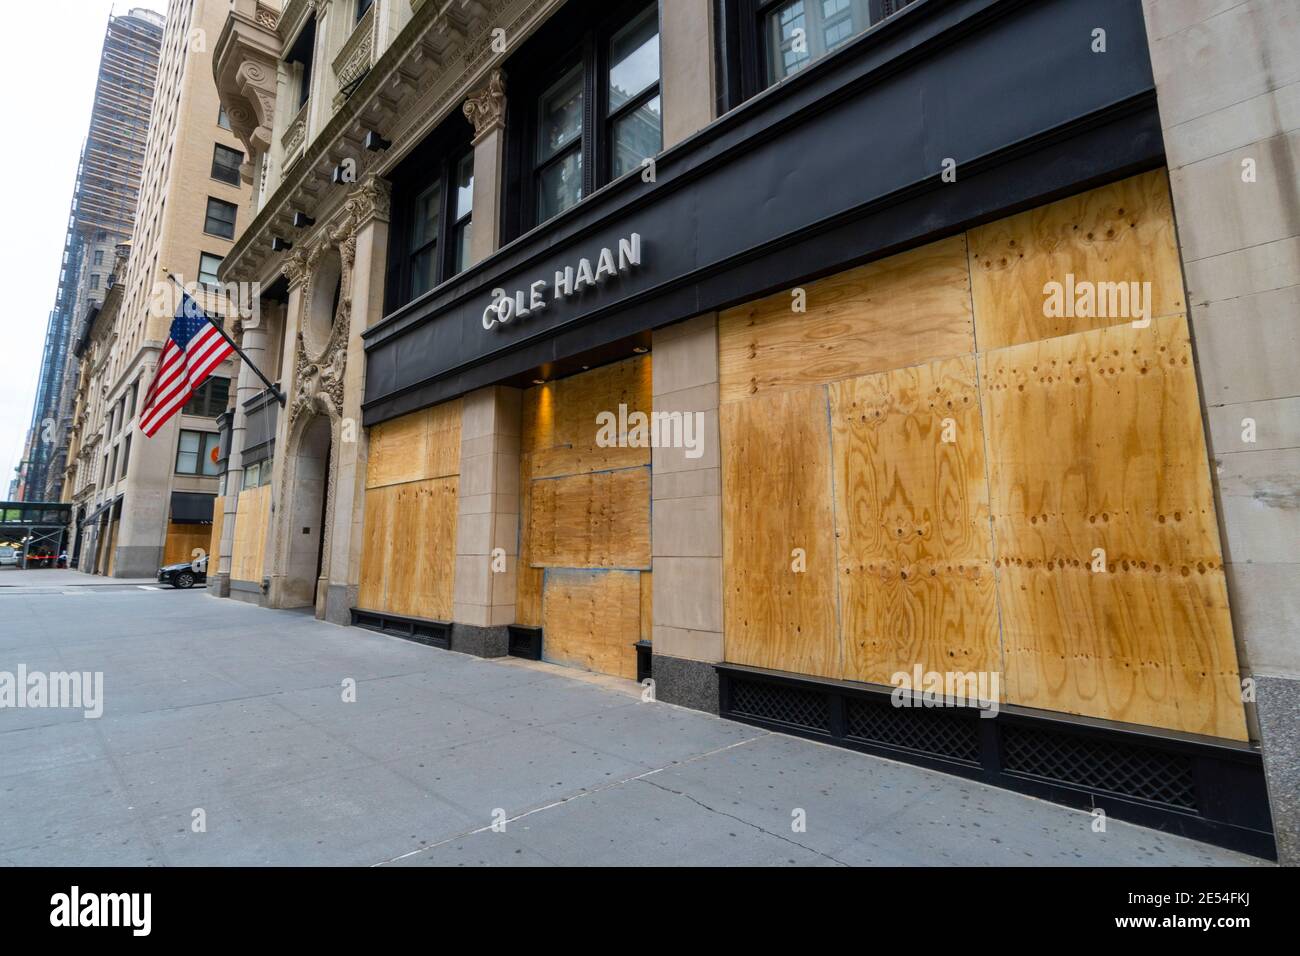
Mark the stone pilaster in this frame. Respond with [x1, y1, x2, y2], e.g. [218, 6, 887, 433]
[1141, 0, 1300, 863]
[651, 313, 724, 712]
[659, 0, 715, 149]
[451, 385, 521, 656]
[463, 70, 506, 265]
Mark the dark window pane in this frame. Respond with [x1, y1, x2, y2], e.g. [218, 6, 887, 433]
[538, 67, 583, 163]
[765, 0, 873, 85]
[410, 182, 441, 249]
[204, 198, 237, 239]
[537, 148, 582, 222]
[612, 94, 661, 178]
[609, 5, 660, 111]
[410, 245, 437, 298]
[211, 144, 243, 185]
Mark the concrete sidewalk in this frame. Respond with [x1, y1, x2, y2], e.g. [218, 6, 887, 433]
[0, 588, 1269, 866]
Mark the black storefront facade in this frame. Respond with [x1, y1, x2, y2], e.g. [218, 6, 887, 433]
[354, 0, 1275, 857]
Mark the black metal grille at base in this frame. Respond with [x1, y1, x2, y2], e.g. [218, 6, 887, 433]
[350, 608, 451, 649]
[718, 664, 1274, 859]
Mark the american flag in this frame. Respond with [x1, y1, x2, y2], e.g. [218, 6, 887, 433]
[138, 291, 234, 437]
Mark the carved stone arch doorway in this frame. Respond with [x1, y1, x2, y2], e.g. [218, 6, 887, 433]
[273, 235, 354, 616]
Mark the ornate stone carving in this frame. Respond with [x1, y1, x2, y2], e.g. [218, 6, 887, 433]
[462, 69, 506, 143]
[280, 248, 309, 287]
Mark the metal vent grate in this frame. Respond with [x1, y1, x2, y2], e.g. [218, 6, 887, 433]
[730, 679, 830, 732]
[845, 697, 981, 763]
[1002, 724, 1198, 811]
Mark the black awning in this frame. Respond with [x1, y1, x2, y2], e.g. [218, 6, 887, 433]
[84, 493, 123, 524]
[170, 491, 216, 524]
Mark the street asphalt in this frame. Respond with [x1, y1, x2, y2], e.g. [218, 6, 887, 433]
[0, 582, 1269, 866]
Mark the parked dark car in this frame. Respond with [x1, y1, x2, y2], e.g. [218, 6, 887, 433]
[159, 559, 207, 589]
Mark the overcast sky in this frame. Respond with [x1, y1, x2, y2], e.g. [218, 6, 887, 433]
[0, 0, 170, 497]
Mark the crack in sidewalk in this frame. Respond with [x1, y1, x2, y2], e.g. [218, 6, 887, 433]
[639, 777, 850, 866]
[371, 733, 770, 866]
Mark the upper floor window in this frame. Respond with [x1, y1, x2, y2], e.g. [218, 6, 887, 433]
[286, 15, 317, 110]
[384, 112, 474, 311]
[356, 0, 375, 23]
[198, 252, 224, 287]
[176, 429, 221, 476]
[217, 105, 231, 130]
[211, 144, 244, 185]
[204, 197, 238, 239]
[757, 0, 917, 87]
[184, 377, 230, 418]
[507, 1, 662, 234]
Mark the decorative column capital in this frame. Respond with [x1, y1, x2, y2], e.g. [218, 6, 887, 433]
[463, 70, 506, 145]
[346, 173, 393, 231]
[281, 248, 310, 288]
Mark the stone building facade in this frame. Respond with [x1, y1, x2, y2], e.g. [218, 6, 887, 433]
[209, 0, 1298, 860]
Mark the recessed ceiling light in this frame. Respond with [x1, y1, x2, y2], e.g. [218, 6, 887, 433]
[632, 346, 648, 354]
[532, 378, 546, 385]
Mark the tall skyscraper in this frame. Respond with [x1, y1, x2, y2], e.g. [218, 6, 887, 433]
[18, 7, 163, 502]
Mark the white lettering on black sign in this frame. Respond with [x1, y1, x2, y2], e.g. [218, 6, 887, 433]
[482, 233, 642, 331]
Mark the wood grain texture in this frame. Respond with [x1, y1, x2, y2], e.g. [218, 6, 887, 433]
[357, 484, 394, 611]
[163, 522, 212, 567]
[541, 569, 641, 680]
[230, 485, 271, 582]
[516, 356, 653, 641]
[721, 386, 840, 679]
[968, 169, 1185, 351]
[366, 398, 462, 489]
[208, 496, 224, 569]
[718, 235, 975, 404]
[357, 477, 458, 619]
[528, 467, 651, 569]
[829, 356, 1000, 686]
[981, 314, 1246, 739]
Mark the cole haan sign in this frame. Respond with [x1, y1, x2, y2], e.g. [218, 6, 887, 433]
[482, 233, 644, 331]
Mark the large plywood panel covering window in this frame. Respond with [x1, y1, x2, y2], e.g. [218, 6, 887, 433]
[207, 496, 224, 570]
[529, 467, 651, 569]
[358, 477, 458, 620]
[715, 170, 1246, 740]
[967, 169, 1185, 351]
[982, 314, 1244, 739]
[542, 569, 642, 681]
[721, 386, 840, 679]
[359, 399, 462, 620]
[517, 356, 653, 677]
[230, 484, 271, 582]
[830, 356, 1000, 686]
[163, 522, 212, 567]
[366, 398, 462, 488]
[718, 235, 975, 405]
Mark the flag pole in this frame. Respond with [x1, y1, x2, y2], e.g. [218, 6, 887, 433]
[167, 274, 286, 407]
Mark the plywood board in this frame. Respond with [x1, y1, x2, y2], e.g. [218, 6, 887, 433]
[968, 170, 1185, 351]
[515, 451, 544, 626]
[366, 398, 462, 489]
[980, 314, 1246, 739]
[542, 569, 641, 680]
[718, 235, 975, 404]
[163, 522, 212, 567]
[721, 386, 840, 679]
[528, 467, 651, 569]
[208, 496, 224, 568]
[517, 357, 654, 627]
[230, 485, 271, 583]
[358, 477, 458, 620]
[357, 485, 394, 612]
[829, 356, 1000, 686]
[522, 356, 652, 477]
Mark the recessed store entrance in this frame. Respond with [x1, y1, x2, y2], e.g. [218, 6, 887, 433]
[516, 354, 653, 680]
[283, 413, 332, 613]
